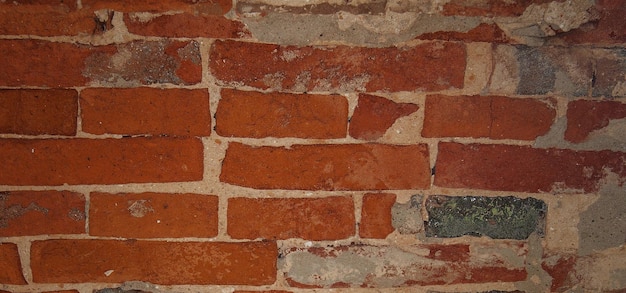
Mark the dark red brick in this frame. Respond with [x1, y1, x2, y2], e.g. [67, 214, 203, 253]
[0, 191, 85, 236]
[80, 88, 210, 136]
[236, 1, 386, 14]
[349, 94, 418, 141]
[0, 1, 94, 36]
[90, 193, 218, 238]
[416, 23, 512, 43]
[435, 142, 626, 193]
[220, 142, 431, 190]
[209, 40, 466, 92]
[228, 196, 354, 240]
[216, 89, 348, 139]
[0, 242, 26, 284]
[125, 13, 249, 38]
[442, 0, 552, 17]
[360, 193, 396, 239]
[0, 89, 78, 136]
[0, 137, 203, 186]
[31, 239, 276, 285]
[422, 95, 555, 140]
[565, 100, 626, 143]
[81, 0, 232, 14]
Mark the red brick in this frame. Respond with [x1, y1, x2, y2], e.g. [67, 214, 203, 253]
[0, 89, 78, 136]
[228, 196, 354, 240]
[0, 191, 85, 236]
[442, 0, 553, 17]
[31, 239, 276, 285]
[435, 142, 626, 193]
[125, 13, 249, 38]
[416, 23, 512, 43]
[216, 89, 348, 139]
[80, 88, 211, 136]
[234, 291, 292, 293]
[549, 0, 626, 45]
[0, 1, 94, 36]
[0, 137, 203, 186]
[220, 143, 431, 190]
[209, 40, 466, 92]
[0, 242, 26, 284]
[90, 192, 218, 238]
[565, 100, 626, 143]
[81, 0, 232, 14]
[542, 254, 578, 292]
[349, 94, 418, 141]
[360, 193, 396, 239]
[422, 95, 555, 140]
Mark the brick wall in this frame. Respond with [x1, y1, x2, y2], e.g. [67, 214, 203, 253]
[1, 0, 625, 292]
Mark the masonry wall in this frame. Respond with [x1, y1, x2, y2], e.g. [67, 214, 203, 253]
[0, 0, 625, 292]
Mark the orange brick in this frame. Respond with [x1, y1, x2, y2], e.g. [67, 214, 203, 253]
[90, 192, 218, 238]
[125, 13, 249, 38]
[416, 23, 511, 43]
[80, 88, 211, 136]
[31, 240, 277, 285]
[228, 196, 354, 240]
[360, 193, 396, 239]
[81, 0, 232, 14]
[565, 100, 626, 143]
[422, 95, 555, 140]
[435, 142, 626, 193]
[0, 242, 26, 284]
[349, 94, 418, 141]
[0, 89, 78, 136]
[216, 89, 348, 139]
[0, 1, 94, 36]
[0, 191, 85, 236]
[0, 137, 203, 186]
[220, 143, 431, 190]
[209, 40, 465, 92]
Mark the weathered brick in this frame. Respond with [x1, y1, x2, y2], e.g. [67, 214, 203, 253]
[349, 94, 418, 141]
[416, 23, 511, 43]
[281, 243, 527, 288]
[43, 291, 80, 293]
[442, 0, 552, 17]
[31, 240, 276, 285]
[435, 142, 626, 193]
[0, 242, 26, 284]
[234, 291, 292, 293]
[422, 95, 555, 140]
[360, 193, 396, 239]
[125, 13, 249, 38]
[425, 195, 547, 240]
[90, 192, 218, 238]
[0, 137, 203, 186]
[0, 1, 94, 36]
[228, 196, 354, 240]
[83, 40, 202, 86]
[80, 88, 210, 136]
[548, 0, 626, 45]
[216, 89, 348, 139]
[542, 254, 577, 292]
[209, 40, 466, 92]
[0, 191, 85, 236]
[81, 0, 232, 14]
[0, 89, 78, 136]
[236, 0, 386, 14]
[220, 143, 430, 190]
[565, 100, 626, 143]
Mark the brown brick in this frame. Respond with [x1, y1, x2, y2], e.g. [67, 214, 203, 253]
[209, 40, 465, 93]
[216, 89, 348, 139]
[0, 1, 94, 36]
[442, 0, 553, 17]
[220, 143, 431, 190]
[31, 239, 276, 285]
[234, 291, 292, 293]
[81, 0, 232, 14]
[0, 242, 26, 284]
[80, 88, 211, 136]
[416, 23, 511, 43]
[90, 192, 218, 238]
[435, 142, 626, 193]
[349, 94, 418, 141]
[0, 191, 85, 236]
[565, 100, 626, 143]
[0, 137, 203, 186]
[228, 196, 354, 240]
[0, 40, 103, 87]
[422, 95, 555, 140]
[360, 193, 396, 239]
[542, 254, 577, 292]
[125, 13, 249, 38]
[0, 89, 78, 136]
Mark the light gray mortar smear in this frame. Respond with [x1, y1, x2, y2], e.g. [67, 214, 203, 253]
[391, 194, 424, 234]
[578, 181, 626, 256]
[535, 117, 626, 152]
[515, 233, 552, 292]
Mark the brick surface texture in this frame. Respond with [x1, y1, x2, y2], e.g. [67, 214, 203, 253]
[1, 0, 625, 292]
